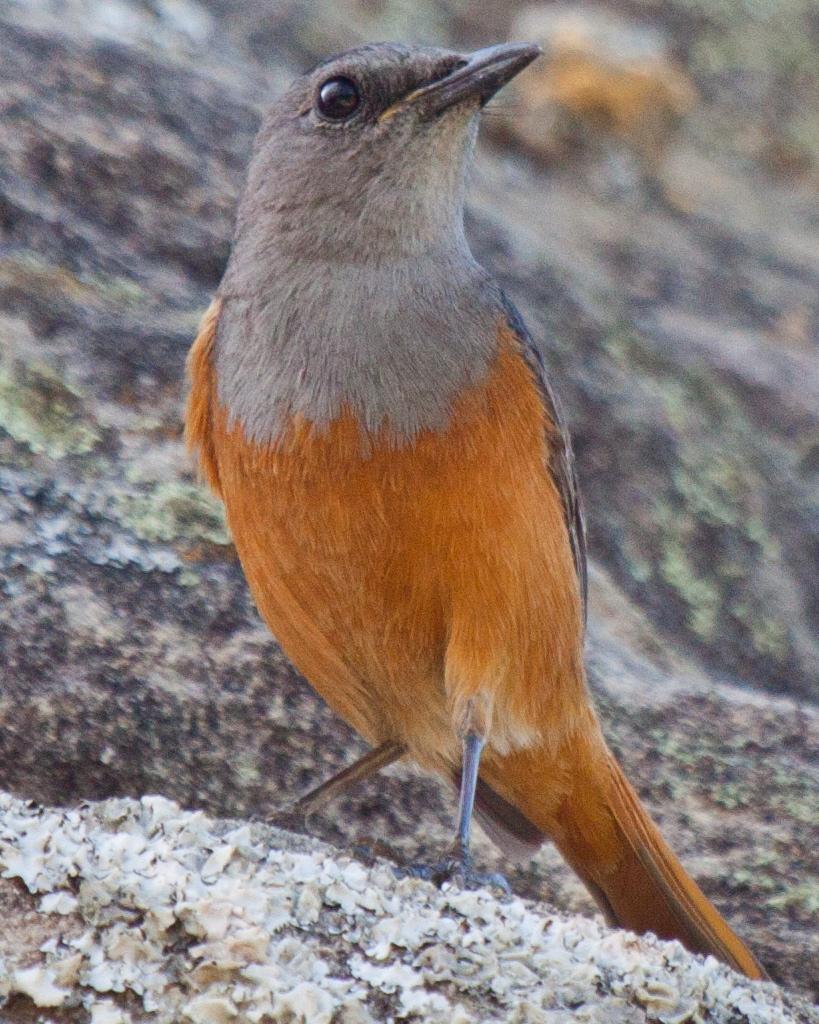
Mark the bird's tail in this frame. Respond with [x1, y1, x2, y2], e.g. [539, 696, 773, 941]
[476, 731, 767, 980]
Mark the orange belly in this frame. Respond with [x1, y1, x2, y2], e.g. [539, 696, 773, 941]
[188, 305, 585, 771]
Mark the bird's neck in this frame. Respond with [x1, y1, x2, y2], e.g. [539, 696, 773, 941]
[214, 242, 502, 447]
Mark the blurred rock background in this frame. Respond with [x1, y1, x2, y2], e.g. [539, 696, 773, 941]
[0, 0, 816, 1002]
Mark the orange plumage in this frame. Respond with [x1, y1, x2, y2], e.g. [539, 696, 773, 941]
[187, 298, 765, 980]
[189, 299, 584, 764]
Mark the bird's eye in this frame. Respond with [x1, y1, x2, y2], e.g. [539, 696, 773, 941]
[316, 76, 361, 120]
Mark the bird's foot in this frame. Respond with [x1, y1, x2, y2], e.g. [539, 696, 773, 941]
[402, 843, 511, 894]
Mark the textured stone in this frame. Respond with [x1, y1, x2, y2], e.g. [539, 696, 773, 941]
[498, 5, 697, 174]
[0, 792, 816, 1024]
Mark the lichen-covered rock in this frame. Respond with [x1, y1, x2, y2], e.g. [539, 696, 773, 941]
[0, 0, 816, 1006]
[0, 792, 815, 1024]
[497, 5, 697, 173]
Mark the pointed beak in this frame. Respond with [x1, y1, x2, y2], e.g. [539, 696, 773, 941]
[407, 42, 541, 119]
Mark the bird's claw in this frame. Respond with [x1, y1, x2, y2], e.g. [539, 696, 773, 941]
[400, 847, 511, 894]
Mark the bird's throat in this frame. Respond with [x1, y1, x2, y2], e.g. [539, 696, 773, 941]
[214, 253, 502, 446]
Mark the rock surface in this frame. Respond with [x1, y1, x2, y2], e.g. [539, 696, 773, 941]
[1, 791, 816, 1024]
[498, 5, 697, 174]
[0, 0, 817, 1007]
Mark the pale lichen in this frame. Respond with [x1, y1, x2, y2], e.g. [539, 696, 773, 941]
[0, 362, 101, 459]
[0, 792, 810, 1024]
[602, 324, 795, 667]
[115, 480, 229, 547]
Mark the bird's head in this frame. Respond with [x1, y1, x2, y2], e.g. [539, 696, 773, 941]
[226, 42, 540, 271]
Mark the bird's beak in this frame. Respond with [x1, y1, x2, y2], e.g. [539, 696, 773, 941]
[395, 43, 541, 121]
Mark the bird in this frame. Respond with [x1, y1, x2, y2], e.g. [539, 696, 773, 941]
[185, 41, 765, 979]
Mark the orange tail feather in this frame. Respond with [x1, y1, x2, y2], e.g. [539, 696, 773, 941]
[588, 750, 766, 978]
[480, 737, 766, 980]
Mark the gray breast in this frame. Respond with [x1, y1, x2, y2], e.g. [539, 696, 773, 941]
[214, 253, 502, 445]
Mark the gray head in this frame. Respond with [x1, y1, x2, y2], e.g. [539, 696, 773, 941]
[216, 42, 540, 443]
[223, 42, 540, 280]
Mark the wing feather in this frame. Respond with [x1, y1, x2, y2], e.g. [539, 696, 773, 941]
[499, 292, 588, 624]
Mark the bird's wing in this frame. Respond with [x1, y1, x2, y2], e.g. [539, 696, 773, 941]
[185, 298, 223, 496]
[499, 292, 588, 624]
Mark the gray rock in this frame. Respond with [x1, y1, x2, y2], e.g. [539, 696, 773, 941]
[0, 791, 816, 1024]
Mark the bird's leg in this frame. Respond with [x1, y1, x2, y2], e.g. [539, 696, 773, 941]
[448, 730, 485, 874]
[269, 739, 404, 832]
[408, 699, 510, 893]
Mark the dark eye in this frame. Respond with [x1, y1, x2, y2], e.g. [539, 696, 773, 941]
[316, 76, 361, 120]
